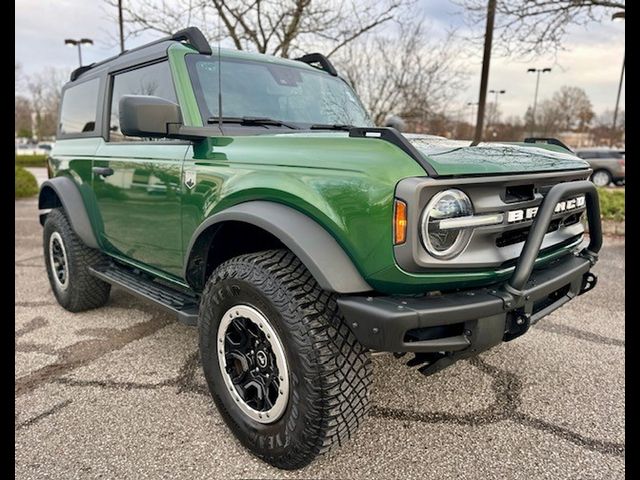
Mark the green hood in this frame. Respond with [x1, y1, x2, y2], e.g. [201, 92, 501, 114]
[405, 134, 590, 176]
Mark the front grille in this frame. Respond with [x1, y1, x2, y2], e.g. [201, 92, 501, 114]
[496, 210, 584, 248]
[496, 219, 561, 247]
[498, 234, 583, 269]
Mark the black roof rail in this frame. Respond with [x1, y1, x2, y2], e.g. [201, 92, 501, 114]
[523, 137, 573, 153]
[294, 53, 337, 76]
[70, 65, 95, 82]
[69, 26, 211, 82]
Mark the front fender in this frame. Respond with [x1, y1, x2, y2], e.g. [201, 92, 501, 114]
[184, 201, 373, 294]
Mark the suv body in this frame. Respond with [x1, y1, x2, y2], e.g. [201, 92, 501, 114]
[575, 148, 625, 186]
[39, 28, 602, 469]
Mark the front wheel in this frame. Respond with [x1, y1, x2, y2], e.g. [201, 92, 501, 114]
[591, 170, 612, 187]
[198, 249, 372, 470]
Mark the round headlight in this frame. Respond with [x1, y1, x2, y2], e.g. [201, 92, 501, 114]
[421, 189, 474, 259]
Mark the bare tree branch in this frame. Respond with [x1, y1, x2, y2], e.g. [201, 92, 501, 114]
[334, 20, 469, 127]
[25, 67, 69, 139]
[103, 0, 413, 58]
[454, 0, 625, 59]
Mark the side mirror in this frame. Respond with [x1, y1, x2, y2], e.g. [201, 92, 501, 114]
[119, 95, 182, 138]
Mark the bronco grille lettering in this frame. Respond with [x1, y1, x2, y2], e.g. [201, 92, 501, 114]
[507, 195, 585, 224]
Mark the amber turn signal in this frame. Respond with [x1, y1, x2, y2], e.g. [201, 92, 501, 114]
[393, 199, 407, 245]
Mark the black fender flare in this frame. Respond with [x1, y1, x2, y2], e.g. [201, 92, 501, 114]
[38, 177, 100, 249]
[184, 201, 373, 294]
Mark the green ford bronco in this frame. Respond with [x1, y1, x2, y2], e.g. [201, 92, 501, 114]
[40, 27, 602, 469]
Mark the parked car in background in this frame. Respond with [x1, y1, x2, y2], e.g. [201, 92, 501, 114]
[15, 142, 55, 156]
[575, 148, 625, 187]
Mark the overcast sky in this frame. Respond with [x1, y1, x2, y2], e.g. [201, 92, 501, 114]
[15, 0, 625, 120]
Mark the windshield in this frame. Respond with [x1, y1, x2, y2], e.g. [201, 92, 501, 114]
[186, 54, 373, 128]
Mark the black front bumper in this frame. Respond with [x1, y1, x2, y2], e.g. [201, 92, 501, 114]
[337, 180, 602, 369]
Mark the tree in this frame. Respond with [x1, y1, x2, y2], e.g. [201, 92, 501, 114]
[484, 101, 501, 129]
[454, 0, 625, 58]
[26, 68, 68, 139]
[523, 86, 594, 137]
[551, 86, 594, 132]
[592, 109, 624, 146]
[15, 96, 33, 139]
[335, 21, 468, 127]
[523, 98, 561, 136]
[16, 62, 24, 92]
[106, 0, 413, 58]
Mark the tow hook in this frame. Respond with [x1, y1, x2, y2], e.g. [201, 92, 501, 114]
[579, 272, 598, 296]
[503, 312, 530, 342]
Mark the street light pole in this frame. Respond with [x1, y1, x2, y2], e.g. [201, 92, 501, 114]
[466, 102, 478, 139]
[527, 67, 551, 137]
[610, 53, 625, 147]
[64, 38, 94, 67]
[610, 11, 625, 147]
[466, 102, 478, 125]
[488, 89, 505, 133]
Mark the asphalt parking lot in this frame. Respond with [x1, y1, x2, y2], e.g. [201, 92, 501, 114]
[15, 198, 625, 479]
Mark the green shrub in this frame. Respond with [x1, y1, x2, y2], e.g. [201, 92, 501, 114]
[15, 166, 39, 198]
[15, 154, 48, 167]
[597, 188, 625, 221]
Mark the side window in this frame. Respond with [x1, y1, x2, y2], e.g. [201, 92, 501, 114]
[577, 151, 595, 159]
[109, 61, 177, 142]
[59, 78, 100, 135]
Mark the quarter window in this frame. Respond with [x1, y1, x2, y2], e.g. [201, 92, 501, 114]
[109, 61, 177, 142]
[59, 78, 100, 135]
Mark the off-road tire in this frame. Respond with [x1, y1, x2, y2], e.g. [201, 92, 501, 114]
[43, 208, 111, 312]
[199, 249, 372, 470]
[591, 169, 612, 188]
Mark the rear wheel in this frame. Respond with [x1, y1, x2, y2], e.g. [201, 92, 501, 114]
[591, 170, 612, 187]
[199, 249, 372, 470]
[43, 208, 111, 312]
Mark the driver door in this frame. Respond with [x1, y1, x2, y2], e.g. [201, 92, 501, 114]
[93, 60, 189, 278]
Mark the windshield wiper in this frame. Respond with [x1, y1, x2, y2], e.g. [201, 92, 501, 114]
[207, 116, 299, 129]
[309, 123, 354, 131]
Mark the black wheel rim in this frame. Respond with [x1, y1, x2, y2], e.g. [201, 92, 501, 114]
[217, 305, 289, 423]
[48, 232, 69, 290]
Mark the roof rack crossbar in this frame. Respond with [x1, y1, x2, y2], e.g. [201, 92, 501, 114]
[294, 53, 337, 76]
[70, 26, 212, 82]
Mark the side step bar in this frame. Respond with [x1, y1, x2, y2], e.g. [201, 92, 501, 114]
[89, 264, 199, 326]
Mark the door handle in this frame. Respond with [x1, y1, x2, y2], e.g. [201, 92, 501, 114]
[92, 166, 114, 177]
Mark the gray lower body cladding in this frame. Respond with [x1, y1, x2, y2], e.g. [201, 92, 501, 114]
[337, 253, 593, 356]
